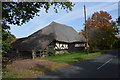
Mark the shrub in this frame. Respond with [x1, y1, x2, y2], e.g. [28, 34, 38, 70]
[48, 49, 56, 56]
[113, 39, 120, 49]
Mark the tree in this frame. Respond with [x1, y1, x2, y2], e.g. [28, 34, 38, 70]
[2, 27, 15, 63]
[2, 26, 15, 54]
[84, 11, 119, 50]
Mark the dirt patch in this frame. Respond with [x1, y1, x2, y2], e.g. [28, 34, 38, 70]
[6, 59, 56, 72]
[4, 59, 68, 78]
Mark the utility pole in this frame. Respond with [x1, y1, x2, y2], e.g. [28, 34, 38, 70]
[84, 5, 87, 26]
[84, 5, 89, 54]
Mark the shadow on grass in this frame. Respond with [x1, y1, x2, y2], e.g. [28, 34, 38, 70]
[33, 64, 53, 73]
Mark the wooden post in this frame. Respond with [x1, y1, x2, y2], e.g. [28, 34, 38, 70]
[46, 47, 48, 56]
[16, 50, 19, 53]
[32, 49, 36, 59]
[16, 50, 20, 57]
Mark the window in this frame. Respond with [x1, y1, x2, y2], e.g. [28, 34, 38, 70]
[65, 44, 68, 49]
[75, 44, 81, 47]
[55, 42, 59, 49]
[55, 42, 68, 49]
[75, 43, 85, 47]
[56, 42, 59, 47]
[81, 44, 85, 47]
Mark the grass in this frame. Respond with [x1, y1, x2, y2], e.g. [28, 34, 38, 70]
[2, 67, 45, 78]
[3, 51, 103, 78]
[39, 52, 102, 64]
[2, 69, 42, 78]
[2, 68, 20, 78]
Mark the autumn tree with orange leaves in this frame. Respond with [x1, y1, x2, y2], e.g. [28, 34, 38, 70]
[84, 11, 119, 50]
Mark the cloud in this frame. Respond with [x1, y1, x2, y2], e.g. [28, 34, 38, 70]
[55, 2, 117, 23]
[10, 2, 118, 38]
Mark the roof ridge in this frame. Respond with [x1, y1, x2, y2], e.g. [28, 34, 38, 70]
[50, 21, 72, 28]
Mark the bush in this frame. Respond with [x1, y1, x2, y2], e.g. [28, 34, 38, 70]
[48, 49, 56, 56]
[113, 39, 120, 49]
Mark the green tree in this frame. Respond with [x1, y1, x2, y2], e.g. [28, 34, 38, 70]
[2, 29, 15, 63]
[2, 31, 15, 54]
[85, 11, 119, 50]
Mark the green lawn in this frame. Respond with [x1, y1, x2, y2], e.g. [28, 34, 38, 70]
[40, 52, 102, 64]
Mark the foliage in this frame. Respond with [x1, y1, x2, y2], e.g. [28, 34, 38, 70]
[113, 38, 120, 49]
[48, 49, 56, 56]
[85, 11, 112, 30]
[84, 11, 119, 50]
[117, 16, 120, 26]
[2, 25, 15, 63]
[2, 30, 15, 54]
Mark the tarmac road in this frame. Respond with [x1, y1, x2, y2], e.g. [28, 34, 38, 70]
[34, 49, 119, 78]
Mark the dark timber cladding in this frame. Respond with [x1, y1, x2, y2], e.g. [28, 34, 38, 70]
[12, 22, 86, 58]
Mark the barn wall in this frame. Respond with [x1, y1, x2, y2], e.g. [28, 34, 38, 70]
[9, 50, 32, 60]
[51, 41, 86, 54]
[67, 42, 85, 52]
[68, 43, 74, 52]
[74, 43, 85, 52]
[11, 41, 86, 59]
[48, 41, 55, 50]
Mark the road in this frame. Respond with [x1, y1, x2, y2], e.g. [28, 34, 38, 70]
[34, 49, 119, 78]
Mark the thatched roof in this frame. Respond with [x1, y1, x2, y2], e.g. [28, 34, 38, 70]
[12, 22, 86, 51]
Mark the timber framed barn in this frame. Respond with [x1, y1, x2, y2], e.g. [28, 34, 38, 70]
[12, 22, 86, 59]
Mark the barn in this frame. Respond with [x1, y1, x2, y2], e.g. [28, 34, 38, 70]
[12, 22, 86, 59]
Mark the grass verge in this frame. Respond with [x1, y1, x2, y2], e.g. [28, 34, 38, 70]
[40, 52, 102, 64]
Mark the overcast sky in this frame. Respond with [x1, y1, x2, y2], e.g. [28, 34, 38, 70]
[10, 1, 119, 38]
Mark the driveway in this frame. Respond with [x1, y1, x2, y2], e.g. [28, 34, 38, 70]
[34, 49, 119, 78]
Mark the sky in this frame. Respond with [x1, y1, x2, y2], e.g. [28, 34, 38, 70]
[9, 1, 119, 38]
